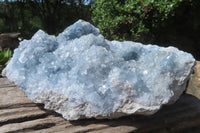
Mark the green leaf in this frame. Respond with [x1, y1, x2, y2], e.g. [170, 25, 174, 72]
[0, 48, 12, 75]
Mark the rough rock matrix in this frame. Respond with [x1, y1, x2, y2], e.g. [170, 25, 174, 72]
[5, 20, 195, 120]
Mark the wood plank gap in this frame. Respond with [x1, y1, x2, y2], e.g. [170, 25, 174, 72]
[0, 112, 49, 126]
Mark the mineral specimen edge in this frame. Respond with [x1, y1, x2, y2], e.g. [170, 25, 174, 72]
[5, 20, 195, 120]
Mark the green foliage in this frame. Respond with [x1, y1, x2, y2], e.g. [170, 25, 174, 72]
[0, 48, 12, 75]
[0, 0, 92, 39]
[0, 1, 43, 38]
[92, 0, 186, 41]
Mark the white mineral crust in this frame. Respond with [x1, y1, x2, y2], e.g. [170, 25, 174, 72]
[5, 20, 195, 120]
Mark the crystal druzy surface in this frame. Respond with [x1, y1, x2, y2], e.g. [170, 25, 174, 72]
[5, 20, 195, 120]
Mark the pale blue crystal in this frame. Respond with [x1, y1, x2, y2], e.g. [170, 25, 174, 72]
[5, 20, 195, 120]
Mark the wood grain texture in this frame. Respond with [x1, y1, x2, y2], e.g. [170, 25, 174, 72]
[0, 77, 200, 133]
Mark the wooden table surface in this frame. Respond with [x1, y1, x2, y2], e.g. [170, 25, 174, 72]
[0, 77, 200, 133]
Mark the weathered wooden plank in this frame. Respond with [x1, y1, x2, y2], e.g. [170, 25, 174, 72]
[0, 86, 32, 107]
[32, 122, 72, 133]
[39, 124, 109, 133]
[0, 78, 15, 87]
[0, 107, 48, 126]
[0, 77, 200, 133]
[0, 115, 63, 133]
[88, 126, 137, 133]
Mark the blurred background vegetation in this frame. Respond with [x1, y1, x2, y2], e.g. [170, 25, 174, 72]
[0, 0, 94, 38]
[0, 0, 200, 64]
[92, 0, 200, 60]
